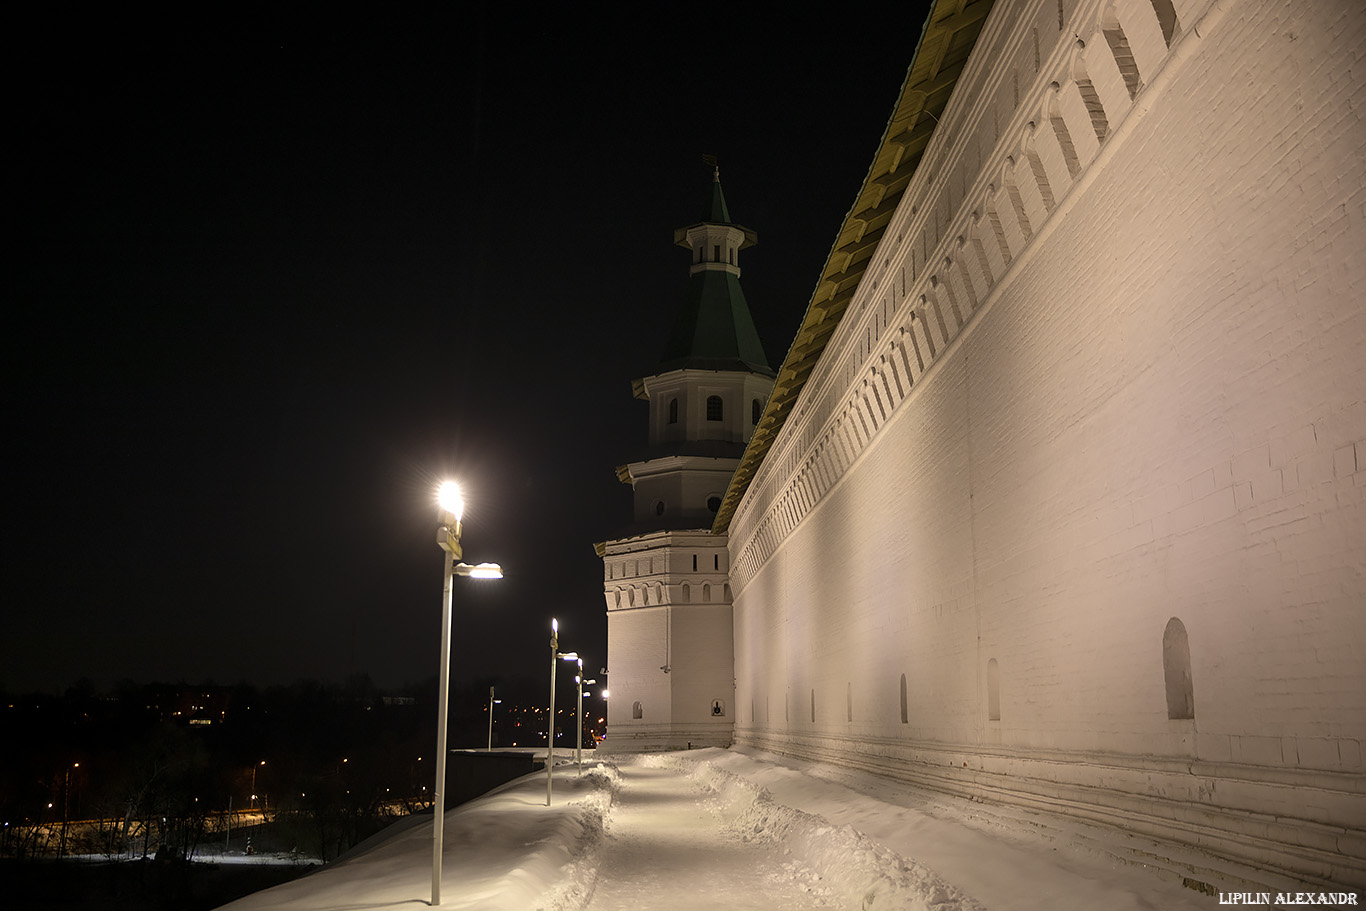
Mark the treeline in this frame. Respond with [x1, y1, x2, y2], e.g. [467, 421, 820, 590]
[0, 673, 542, 863]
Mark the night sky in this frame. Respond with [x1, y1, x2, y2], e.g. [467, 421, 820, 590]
[9, 7, 930, 695]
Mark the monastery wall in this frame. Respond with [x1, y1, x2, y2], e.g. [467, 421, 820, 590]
[728, 0, 1365, 886]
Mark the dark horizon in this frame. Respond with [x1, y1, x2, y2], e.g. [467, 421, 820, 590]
[9, 7, 933, 696]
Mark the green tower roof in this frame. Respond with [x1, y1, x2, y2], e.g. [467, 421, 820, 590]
[705, 176, 733, 224]
[657, 176, 773, 377]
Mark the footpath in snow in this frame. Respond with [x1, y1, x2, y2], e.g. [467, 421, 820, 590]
[216, 748, 1274, 910]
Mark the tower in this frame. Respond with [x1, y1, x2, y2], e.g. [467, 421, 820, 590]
[596, 170, 773, 751]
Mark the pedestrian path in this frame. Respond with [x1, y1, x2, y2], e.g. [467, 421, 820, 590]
[584, 762, 838, 910]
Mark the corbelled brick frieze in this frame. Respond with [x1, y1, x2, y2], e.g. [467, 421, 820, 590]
[731, 0, 1217, 589]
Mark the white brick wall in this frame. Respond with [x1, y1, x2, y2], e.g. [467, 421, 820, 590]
[728, 0, 1366, 886]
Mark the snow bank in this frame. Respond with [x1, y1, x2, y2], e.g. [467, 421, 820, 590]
[216, 761, 620, 911]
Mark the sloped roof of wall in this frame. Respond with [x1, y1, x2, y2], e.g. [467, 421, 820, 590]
[712, 0, 996, 535]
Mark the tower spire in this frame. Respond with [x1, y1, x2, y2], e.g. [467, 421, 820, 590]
[661, 172, 772, 377]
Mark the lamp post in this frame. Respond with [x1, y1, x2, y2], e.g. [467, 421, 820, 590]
[547, 618, 578, 807]
[433, 480, 502, 907]
[250, 760, 265, 812]
[575, 673, 595, 771]
[487, 687, 502, 751]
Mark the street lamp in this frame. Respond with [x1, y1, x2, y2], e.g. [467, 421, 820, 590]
[487, 687, 502, 751]
[433, 480, 502, 907]
[574, 669, 596, 771]
[547, 617, 578, 807]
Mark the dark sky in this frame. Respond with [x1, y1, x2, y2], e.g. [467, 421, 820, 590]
[8, 7, 929, 695]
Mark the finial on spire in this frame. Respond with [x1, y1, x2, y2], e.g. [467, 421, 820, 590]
[702, 153, 719, 181]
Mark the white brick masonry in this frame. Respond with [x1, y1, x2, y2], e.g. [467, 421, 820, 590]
[727, 0, 1365, 888]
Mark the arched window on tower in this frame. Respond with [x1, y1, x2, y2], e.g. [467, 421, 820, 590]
[668, 398, 679, 424]
[706, 396, 723, 421]
[752, 398, 762, 424]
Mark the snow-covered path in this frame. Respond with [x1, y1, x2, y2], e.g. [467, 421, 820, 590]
[585, 762, 836, 910]
[214, 748, 1306, 910]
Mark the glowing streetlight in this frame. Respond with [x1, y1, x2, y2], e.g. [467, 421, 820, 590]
[432, 480, 502, 906]
[573, 666, 596, 771]
[547, 617, 579, 807]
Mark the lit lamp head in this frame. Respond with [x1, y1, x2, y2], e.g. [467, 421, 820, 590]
[436, 481, 466, 557]
[437, 481, 464, 521]
[454, 562, 503, 579]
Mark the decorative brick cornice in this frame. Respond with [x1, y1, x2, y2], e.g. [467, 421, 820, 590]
[728, 0, 1213, 591]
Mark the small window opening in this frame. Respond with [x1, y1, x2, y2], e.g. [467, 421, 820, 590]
[1164, 617, 1195, 719]
[713, 244, 721, 262]
[668, 397, 679, 424]
[632, 701, 643, 719]
[692, 554, 697, 571]
[655, 501, 665, 516]
[810, 689, 816, 723]
[752, 398, 762, 424]
[706, 395, 723, 421]
[711, 699, 725, 716]
[713, 554, 719, 570]
[707, 496, 721, 513]
[900, 673, 908, 724]
[987, 659, 1001, 720]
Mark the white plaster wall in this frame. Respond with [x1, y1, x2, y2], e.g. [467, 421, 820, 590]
[606, 606, 670, 729]
[602, 531, 737, 750]
[728, 0, 1366, 884]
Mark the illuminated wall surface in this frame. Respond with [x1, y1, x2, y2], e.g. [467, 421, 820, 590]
[725, 0, 1364, 887]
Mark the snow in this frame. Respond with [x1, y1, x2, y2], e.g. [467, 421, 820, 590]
[215, 748, 1223, 910]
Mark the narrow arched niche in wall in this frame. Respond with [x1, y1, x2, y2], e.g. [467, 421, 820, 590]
[987, 658, 1001, 721]
[1163, 617, 1195, 720]
[900, 673, 909, 724]
[632, 701, 643, 720]
[681, 582, 691, 603]
[668, 398, 679, 424]
[810, 689, 816, 723]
